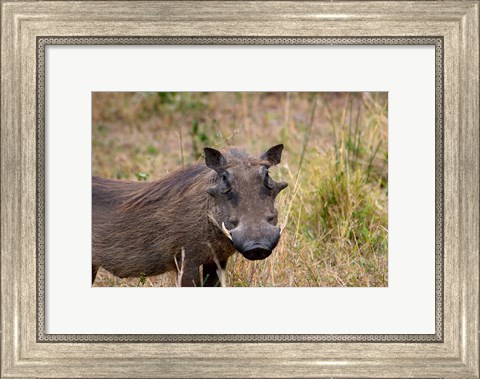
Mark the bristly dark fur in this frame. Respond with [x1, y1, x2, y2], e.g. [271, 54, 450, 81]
[120, 164, 212, 211]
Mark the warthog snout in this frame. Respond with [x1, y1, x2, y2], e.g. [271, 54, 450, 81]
[229, 221, 281, 260]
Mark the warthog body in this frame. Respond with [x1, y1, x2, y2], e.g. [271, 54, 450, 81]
[92, 145, 287, 286]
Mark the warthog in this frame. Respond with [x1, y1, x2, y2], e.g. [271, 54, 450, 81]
[92, 144, 288, 286]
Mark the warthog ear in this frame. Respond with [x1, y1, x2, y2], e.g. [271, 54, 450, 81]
[204, 147, 227, 173]
[260, 144, 284, 166]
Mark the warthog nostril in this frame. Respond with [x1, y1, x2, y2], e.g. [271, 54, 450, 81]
[266, 214, 277, 225]
[241, 246, 272, 261]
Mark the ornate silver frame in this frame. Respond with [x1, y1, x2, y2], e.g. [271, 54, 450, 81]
[2, 2, 478, 378]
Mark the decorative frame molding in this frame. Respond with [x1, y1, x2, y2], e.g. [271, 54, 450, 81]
[2, 2, 478, 378]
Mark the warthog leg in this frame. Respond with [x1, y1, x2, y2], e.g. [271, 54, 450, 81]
[92, 265, 99, 285]
[179, 263, 201, 287]
[203, 259, 228, 287]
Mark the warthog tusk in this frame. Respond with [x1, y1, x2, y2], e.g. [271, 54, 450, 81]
[279, 221, 287, 235]
[207, 212, 233, 241]
[221, 222, 233, 241]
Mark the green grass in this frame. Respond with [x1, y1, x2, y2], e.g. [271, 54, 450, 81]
[92, 92, 388, 287]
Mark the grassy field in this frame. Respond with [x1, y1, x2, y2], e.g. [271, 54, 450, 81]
[92, 92, 388, 287]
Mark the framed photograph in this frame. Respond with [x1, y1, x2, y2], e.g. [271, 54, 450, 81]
[1, 1, 478, 378]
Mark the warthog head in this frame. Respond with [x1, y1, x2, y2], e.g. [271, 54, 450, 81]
[205, 144, 288, 261]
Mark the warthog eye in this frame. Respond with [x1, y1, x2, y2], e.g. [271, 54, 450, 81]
[264, 171, 275, 190]
[220, 172, 231, 194]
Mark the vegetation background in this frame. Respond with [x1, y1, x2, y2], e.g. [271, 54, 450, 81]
[92, 92, 388, 287]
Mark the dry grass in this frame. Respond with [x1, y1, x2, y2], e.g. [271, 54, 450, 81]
[92, 92, 388, 287]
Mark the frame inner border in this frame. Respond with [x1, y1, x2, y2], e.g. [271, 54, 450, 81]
[35, 36, 444, 343]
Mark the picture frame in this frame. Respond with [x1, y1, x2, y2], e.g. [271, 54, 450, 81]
[1, 1, 478, 378]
